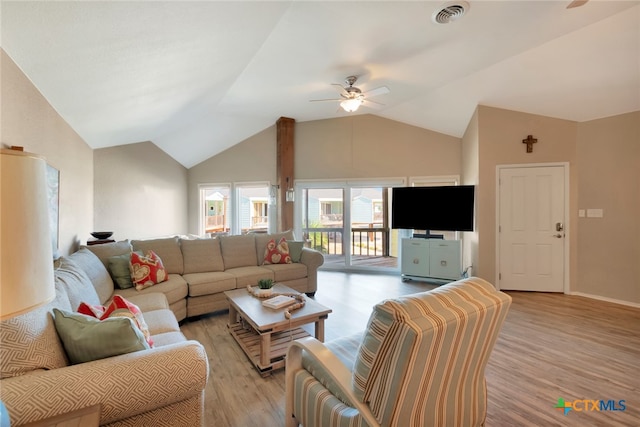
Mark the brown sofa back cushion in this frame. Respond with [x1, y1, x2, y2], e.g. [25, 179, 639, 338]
[219, 235, 258, 269]
[254, 230, 295, 265]
[181, 238, 225, 274]
[132, 237, 184, 275]
[82, 240, 132, 269]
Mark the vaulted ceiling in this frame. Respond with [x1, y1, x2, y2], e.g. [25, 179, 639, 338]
[2, 1, 639, 168]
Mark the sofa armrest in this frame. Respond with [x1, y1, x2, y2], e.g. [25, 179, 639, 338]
[285, 337, 378, 427]
[299, 248, 324, 293]
[0, 340, 208, 426]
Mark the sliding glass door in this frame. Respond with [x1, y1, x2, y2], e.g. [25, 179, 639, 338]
[296, 178, 404, 272]
[301, 187, 345, 266]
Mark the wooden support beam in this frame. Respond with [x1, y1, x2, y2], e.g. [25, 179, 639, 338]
[276, 117, 295, 232]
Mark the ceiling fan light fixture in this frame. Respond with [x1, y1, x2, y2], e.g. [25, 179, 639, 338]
[340, 98, 362, 112]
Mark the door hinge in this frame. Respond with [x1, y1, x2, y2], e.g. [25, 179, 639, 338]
[499, 273, 502, 280]
[498, 225, 501, 232]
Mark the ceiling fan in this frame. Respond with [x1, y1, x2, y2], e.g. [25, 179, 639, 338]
[566, 0, 588, 9]
[310, 76, 390, 113]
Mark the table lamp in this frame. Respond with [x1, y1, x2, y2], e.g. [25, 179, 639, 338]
[1, 148, 55, 320]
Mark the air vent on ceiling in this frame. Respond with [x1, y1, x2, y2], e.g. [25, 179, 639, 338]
[432, 1, 470, 24]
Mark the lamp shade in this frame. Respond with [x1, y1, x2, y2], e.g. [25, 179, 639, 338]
[1, 149, 55, 320]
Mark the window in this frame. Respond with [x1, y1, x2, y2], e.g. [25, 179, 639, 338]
[200, 185, 231, 235]
[199, 182, 271, 235]
[237, 184, 270, 233]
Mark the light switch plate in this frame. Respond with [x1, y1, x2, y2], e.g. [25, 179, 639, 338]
[578, 209, 585, 218]
[587, 209, 604, 218]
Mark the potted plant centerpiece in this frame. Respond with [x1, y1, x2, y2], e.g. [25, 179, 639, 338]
[255, 278, 275, 297]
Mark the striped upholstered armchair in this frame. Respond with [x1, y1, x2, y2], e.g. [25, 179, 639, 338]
[285, 277, 511, 427]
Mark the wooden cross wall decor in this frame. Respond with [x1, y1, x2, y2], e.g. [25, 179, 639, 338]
[522, 135, 537, 153]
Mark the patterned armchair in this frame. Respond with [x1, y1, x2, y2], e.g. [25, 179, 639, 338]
[285, 277, 511, 427]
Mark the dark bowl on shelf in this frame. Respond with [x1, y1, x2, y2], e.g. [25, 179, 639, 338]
[90, 231, 113, 240]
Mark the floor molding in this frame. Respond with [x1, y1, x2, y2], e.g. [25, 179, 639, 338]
[570, 291, 640, 309]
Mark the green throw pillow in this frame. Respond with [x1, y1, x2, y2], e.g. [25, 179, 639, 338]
[108, 251, 142, 289]
[53, 308, 150, 364]
[287, 241, 304, 263]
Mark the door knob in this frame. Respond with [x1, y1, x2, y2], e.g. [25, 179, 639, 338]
[552, 233, 563, 238]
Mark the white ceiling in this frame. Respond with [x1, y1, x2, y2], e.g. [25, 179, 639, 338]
[2, 1, 639, 168]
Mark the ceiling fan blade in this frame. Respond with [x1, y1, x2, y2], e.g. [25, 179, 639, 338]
[363, 86, 390, 98]
[566, 0, 588, 9]
[362, 99, 385, 110]
[331, 83, 348, 95]
[309, 98, 341, 103]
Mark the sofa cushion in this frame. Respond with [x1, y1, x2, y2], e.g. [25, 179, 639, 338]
[68, 248, 115, 304]
[83, 240, 132, 268]
[53, 308, 150, 364]
[255, 230, 295, 265]
[131, 237, 184, 275]
[54, 256, 101, 311]
[261, 262, 308, 283]
[150, 331, 188, 347]
[220, 234, 258, 269]
[182, 271, 237, 297]
[263, 237, 293, 265]
[0, 290, 71, 379]
[142, 309, 182, 336]
[115, 274, 188, 307]
[124, 292, 170, 313]
[131, 250, 168, 290]
[181, 238, 224, 274]
[224, 266, 274, 288]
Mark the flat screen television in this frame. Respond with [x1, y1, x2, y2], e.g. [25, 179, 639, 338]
[391, 185, 475, 232]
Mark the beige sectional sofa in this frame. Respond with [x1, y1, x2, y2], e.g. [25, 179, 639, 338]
[89, 230, 324, 321]
[0, 243, 209, 426]
[0, 230, 323, 426]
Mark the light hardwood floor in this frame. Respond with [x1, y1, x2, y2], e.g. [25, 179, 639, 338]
[180, 271, 640, 426]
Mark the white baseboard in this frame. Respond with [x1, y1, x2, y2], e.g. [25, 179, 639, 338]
[569, 292, 640, 309]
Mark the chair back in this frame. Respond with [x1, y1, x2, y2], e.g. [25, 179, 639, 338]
[352, 277, 511, 426]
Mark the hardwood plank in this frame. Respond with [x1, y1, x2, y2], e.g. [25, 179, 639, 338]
[181, 271, 640, 426]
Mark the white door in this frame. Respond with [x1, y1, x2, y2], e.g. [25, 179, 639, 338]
[498, 165, 566, 292]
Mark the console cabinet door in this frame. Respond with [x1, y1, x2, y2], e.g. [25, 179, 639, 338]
[401, 239, 430, 277]
[429, 240, 461, 280]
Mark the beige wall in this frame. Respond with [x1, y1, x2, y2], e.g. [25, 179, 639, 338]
[473, 106, 640, 305]
[187, 114, 461, 233]
[1, 49, 93, 256]
[475, 106, 579, 291]
[461, 109, 479, 276]
[94, 142, 188, 241]
[576, 111, 639, 303]
[188, 126, 277, 233]
[296, 115, 461, 180]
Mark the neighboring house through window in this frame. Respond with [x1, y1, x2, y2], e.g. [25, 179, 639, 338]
[199, 182, 271, 235]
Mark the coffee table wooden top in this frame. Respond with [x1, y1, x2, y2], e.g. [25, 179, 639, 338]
[224, 284, 331, 331]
